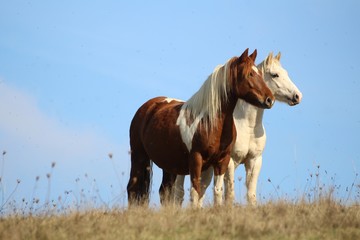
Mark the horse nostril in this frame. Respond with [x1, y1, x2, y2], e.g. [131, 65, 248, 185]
[294, 94, 299, 101]
[293, 93, 301, 103]
[266, 97, 273, 107]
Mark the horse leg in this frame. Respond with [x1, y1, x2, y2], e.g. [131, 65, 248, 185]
[172, 175, 185, 206]
[189, 152, 203, 208]
[245, 155, 262, 206]
[213, 155, 231, 206]
[198, 167, 213, 207]
[127, 149, 152, 206]
[159, 170, 176, 205]
[224, 158, 235, 205]
[213, 173, 225, 206]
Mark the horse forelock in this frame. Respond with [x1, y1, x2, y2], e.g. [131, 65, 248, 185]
[263, 52, 282, 69]
[244, 57, 257, 76]
[257, 54, 283, 79]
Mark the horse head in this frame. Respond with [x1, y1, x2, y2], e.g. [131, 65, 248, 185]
[261, 52, 302, 106]
[229, 48, 275, 109]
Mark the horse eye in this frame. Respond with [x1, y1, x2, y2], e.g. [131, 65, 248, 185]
[271, 73, 279, 78]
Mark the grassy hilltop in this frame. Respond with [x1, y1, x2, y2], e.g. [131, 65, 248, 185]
[1, 154, 359, 239]
[1, 200, 360, 240]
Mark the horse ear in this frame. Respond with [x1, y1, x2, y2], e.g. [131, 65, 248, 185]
[275, 52, 281, 61]
[238, 48, 249, 62]
[249, 49, 257, 62]
[266, 52, 273, 65]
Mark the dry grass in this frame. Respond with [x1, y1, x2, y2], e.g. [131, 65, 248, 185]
[1, 200, 359, 240]
[1, 152, 359, 239]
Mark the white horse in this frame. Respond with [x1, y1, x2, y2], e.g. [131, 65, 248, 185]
[173, 52, 302, 206]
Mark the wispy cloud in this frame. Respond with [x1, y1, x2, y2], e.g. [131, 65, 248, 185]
[0, 81, 128, 204]
[0, 81, 115, 158]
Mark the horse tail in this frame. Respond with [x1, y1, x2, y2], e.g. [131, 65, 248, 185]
[127, 148, 153, 206]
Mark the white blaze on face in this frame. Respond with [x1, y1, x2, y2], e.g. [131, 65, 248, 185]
[176, 107, 203, 152]
[252, 65, 259, 75]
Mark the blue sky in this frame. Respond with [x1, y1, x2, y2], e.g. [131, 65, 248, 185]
[0, 1, 359, 210]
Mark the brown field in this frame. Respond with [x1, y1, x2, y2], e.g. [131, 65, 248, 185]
[1, 156, 359, 239]
[1, 200, 359, 240]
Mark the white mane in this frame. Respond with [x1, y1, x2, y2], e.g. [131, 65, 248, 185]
[182, 60, 230, 130]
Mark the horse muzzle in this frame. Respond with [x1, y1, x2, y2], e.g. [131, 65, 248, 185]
[288, 92, 302, 106]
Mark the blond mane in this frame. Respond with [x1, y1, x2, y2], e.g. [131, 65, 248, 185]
[181, 60, 231, 131]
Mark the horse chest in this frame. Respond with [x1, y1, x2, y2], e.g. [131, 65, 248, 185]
[232, 125, 266, 165]
[193, 128, 233, 163]
[206, 140, 232, 160]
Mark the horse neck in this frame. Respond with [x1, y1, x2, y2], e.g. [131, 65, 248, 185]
[233, 99, 264, 128]
[221, 94, 238, 119]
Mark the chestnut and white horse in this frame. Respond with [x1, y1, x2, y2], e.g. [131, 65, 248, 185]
[171, 52, 302, 206]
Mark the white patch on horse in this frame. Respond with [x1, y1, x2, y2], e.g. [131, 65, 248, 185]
[252, 65, 259, 74]
[163, 97, 184, 103]
[190, 186, 200, 208]
[213, 173, 225, 205]
[176, 107, 203, 152]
